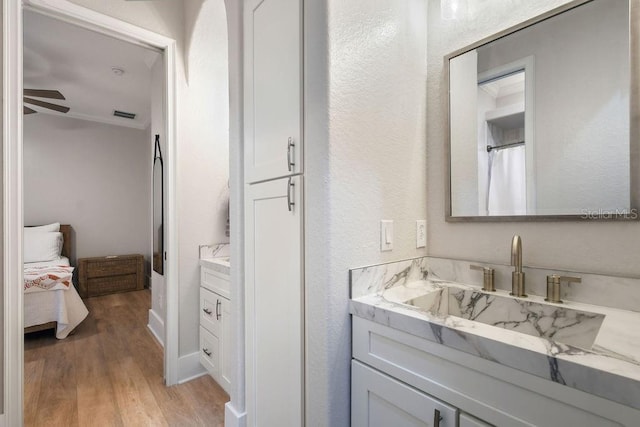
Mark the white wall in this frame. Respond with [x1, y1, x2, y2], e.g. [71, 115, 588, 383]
[23, 114, 151, 263]
[305, 1, 428, 425]
[450, 49, 479, 215]
[428, 0, 640, 277]
[180, 0, 229, 355]
[66, 0, 230, 361]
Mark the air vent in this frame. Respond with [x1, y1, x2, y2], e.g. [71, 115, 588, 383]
[114, 110, 136, 119]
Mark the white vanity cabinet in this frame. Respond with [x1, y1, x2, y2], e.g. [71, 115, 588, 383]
[352, 316, 639, 426]
[199, 265, 231, 394]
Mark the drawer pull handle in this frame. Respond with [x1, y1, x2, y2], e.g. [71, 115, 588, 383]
[216, 299, 222, 320]
[203, 348, 212, 357]
[433, 409, 442, 427]
[203, 308, 212, 315]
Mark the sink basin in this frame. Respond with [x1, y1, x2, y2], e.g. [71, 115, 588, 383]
[394, 285, 605, 350]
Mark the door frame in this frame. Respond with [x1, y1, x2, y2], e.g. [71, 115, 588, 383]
[3, 0, 179, 424]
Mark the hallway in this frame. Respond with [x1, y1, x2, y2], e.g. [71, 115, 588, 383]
[24, 290, 228, 426]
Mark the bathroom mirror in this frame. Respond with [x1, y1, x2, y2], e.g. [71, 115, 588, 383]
[446, 0, 639, 221]
[153, 134, 164, 275]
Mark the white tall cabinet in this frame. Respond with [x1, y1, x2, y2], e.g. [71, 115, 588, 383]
[244, 0, 304, 425]
[244, 0, 303, 184]
[245, 177, 303, 426]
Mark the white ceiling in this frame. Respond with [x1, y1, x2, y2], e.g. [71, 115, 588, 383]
[23, 11, 160, 129]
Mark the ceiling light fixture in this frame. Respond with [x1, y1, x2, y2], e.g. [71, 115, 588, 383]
[111, 67, 125, 76]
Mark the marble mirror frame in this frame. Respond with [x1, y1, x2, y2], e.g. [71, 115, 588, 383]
[444, 0, 640, 222]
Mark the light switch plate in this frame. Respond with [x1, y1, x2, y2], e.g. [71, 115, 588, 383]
[416, 220, 426, 248]
[380, 220, 393, 252]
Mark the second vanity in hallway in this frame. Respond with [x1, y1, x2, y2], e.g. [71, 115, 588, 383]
[198, 244, 232, 394]
[350, 256, 640, 426]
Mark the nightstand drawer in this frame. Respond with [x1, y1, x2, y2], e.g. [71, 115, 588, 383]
[87, 274, 138, 297]
[78, 254, 144, 298]
[86, 258, 139, 277]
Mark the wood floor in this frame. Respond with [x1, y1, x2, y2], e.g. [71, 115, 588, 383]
[24, 289, 229, 426]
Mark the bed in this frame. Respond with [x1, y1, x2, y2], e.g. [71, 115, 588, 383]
[24, 224, 89, 339]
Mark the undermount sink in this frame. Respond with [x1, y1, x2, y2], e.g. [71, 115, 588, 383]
[392, 285, 605, 350]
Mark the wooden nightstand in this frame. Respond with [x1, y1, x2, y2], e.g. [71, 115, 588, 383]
[78, 254, 144, 298]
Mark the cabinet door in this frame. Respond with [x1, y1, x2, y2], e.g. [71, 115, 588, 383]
[220, 296, 232, 393]
[244, 0, 303, 183]
[352, 361, 457, 427]
[245, 176, 303, 426]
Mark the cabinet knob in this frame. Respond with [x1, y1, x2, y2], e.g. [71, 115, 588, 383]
[203, 348, 212, 357]
[545, 274, 581, 303]
[203, 308, 212, 315]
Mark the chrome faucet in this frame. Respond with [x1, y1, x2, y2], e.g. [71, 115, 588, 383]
[510, 235, 526, 297]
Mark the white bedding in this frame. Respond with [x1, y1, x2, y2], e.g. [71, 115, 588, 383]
[24, 257, 89, 339]
[28, 256, 71, 268]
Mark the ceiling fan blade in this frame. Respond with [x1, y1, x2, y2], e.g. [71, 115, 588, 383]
[24, 106, 37, 115]
[24, 97, 70, 113]
[24, 89, 66, 100]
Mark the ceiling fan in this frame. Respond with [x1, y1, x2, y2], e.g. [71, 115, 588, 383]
[23, 89, 70, 115]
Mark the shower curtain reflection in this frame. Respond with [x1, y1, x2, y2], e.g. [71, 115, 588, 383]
[487, 145, 526, 215]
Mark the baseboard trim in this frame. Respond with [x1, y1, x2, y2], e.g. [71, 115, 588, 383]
[147, 309, 165, 347]
[178, 351, 207, 384]
[225, 402, 247, 427]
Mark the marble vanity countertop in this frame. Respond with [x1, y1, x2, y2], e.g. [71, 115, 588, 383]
[199, 257, 230, 276]
[350, 280, 640, 410]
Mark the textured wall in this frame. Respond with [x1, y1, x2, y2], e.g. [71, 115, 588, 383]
[23, 114, 151, 262]
[305, 0, 428, 425]
[428, 0, 640, 276]
[179, 0, 229, 355]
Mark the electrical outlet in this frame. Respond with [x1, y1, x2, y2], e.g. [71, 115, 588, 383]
[380, 220, 393, 252]
[416, 220, 426, 248]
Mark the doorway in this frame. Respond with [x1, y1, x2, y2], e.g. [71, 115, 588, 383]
[4, 1, 179, 424]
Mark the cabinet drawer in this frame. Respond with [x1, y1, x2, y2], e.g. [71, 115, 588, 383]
[86, 258, 140, 277]
[199, 326, 219, 376]
[460, 413, 493, 427]
[201, 267, 230, 298]
[87, 274, 138, 297]
[352, 360, 457, 427]
[200, 287, 223, 335]
[78, 254, 144, 298]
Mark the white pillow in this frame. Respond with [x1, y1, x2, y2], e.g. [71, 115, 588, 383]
[24, 223, 60, 233]
[24, 232, 63, 263]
